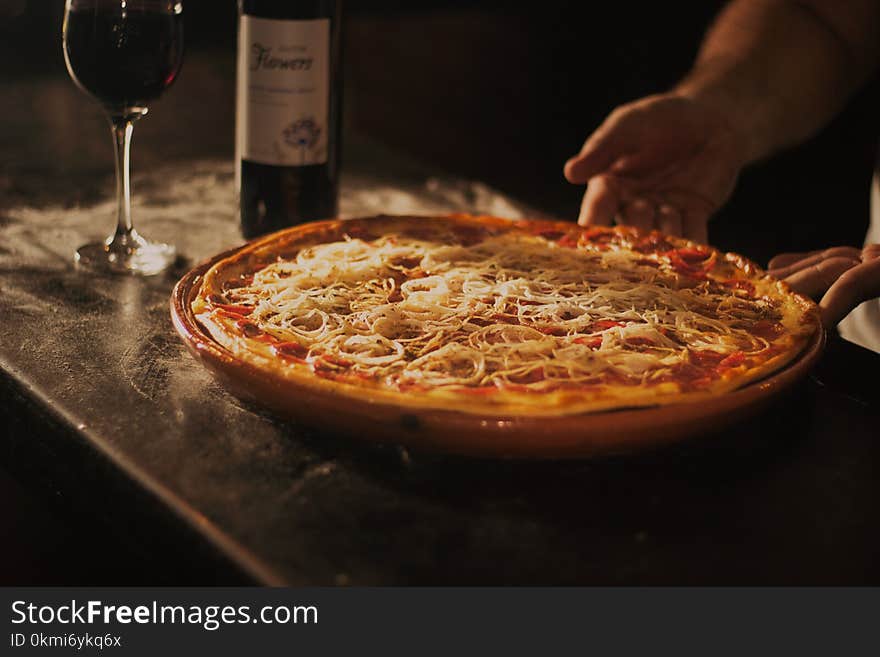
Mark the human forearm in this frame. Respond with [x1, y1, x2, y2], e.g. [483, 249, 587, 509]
[675, 0, 880, 163]
[563, 0, 880, 238]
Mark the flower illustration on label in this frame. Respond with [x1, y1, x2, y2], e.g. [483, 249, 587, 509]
[283, 118, 322, 165]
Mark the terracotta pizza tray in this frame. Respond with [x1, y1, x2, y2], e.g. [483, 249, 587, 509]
[171, 240, 825, 460]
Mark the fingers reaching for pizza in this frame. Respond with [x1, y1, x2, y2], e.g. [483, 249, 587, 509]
[767, 247, 863, 297]
[819, 246, 880, 328]
[768, 245, 880, 328]
[766, 246, 863, 274]
[563, 93, 747, 243]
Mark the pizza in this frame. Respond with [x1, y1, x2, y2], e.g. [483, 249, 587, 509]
[191, 214, 820, 417]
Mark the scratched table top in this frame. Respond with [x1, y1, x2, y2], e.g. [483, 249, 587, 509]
[2, 53, 879, 585]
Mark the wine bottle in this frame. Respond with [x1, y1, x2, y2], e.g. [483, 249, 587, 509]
[236, 0, 341, 239]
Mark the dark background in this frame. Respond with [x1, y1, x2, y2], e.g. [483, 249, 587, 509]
[3, 0, 877, 260]
[1, 0, 877, 583]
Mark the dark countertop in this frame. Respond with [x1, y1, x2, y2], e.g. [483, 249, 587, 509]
[2, 50, 879, 585]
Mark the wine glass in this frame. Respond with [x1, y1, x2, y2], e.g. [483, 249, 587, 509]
[63, 0, 184, 275]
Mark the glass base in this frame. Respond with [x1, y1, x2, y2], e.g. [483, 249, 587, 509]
[75, 234, 176, 276]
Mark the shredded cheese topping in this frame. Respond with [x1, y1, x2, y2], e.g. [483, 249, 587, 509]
[211, 231, 784, 392]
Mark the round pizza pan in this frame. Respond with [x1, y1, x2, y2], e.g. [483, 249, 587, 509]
[171, 242, 826, 460]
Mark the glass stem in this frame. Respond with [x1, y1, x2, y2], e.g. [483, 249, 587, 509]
[110, 115, 138, 248]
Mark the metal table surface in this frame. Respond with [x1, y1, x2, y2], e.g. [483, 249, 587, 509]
[2, 54, 879, 585]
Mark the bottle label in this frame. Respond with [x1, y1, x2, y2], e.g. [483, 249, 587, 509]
[237, 16, 330, 166]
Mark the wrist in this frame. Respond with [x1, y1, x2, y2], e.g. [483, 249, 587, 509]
[672, 69, 770, 165]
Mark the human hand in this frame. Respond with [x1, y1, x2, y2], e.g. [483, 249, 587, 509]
[563, 92, 749, 243]
[768, 245, 880, 327]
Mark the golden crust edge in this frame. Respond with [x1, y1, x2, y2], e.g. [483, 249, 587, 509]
[196, 309, 817, 418]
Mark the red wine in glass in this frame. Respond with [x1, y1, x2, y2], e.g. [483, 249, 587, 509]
[63, 0, 184, 275]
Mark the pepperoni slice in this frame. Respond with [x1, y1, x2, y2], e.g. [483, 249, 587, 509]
[580, 227, 615, 241]
[689, 349, 726, 367]
[578, 227, 619, 250]
[668, 247, 716, 277]
[508, 368, 545, 384]
[215, 303, 253, 316]
[633, 233, 675, 254]
[751, 320, 784, 340]
[344, 225, 380, 241]
[574, 336, 603, 349]
[236, 320, 264, 338]
[535, 230, 565, 241]
[556, 232, 580, 249]
[667, 362, 715, 391]
[312, 354, 353, 377]
[273, 342, 309, 360]
[321, 354, 352, 368]
[457, 385, 499, 396]
[721, 279, 756, 296]
[389, 255, 422, 269]
[452, 224, 489, 246]
[235, 321, 277, 343]
[222, 273, 255, 292]
[718, 351, 745, 369]
[589, 320, 626, 331]
[490, 314, 520, 325]
[676, 247, 713, 264]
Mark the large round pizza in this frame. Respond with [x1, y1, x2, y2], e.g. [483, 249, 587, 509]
[184, 214, 820, 432]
